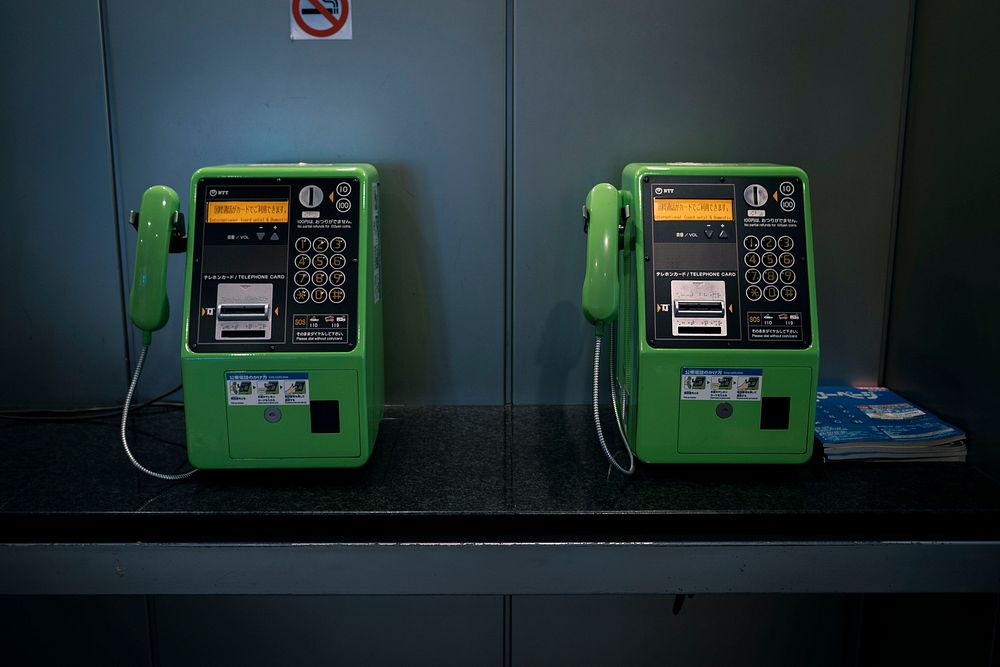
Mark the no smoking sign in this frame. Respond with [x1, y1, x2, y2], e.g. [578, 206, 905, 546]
[291, 0, 352, 40]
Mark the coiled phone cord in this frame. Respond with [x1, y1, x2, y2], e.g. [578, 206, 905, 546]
[120, 345, 197, 481]
[592, 325, 636, 475]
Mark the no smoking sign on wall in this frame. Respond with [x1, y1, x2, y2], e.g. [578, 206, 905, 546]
[290, 0, 353, 40]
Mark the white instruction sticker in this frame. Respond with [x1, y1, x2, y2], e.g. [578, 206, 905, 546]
[681, 368, 762, 401]
[226, 372, 310, 406]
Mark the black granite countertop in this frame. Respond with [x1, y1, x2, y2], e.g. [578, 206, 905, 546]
[2, 405, 999, 542]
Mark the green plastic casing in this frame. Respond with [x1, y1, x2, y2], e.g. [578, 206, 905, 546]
[587, 164, 819, 463]
[179, 164, 383, 468]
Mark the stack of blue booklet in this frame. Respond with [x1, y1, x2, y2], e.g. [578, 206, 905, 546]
[815, 386, 966, 461]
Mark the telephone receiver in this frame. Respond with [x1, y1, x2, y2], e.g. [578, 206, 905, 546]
[581, 182, 626, 329]
[127, 185, 187, 344]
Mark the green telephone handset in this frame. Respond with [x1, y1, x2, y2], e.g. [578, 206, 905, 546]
[581, 182, 636, 474]
[128, 186, 182, 345]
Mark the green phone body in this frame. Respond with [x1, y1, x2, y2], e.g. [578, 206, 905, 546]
[133, 164, 384, 469]
[584, 164, 819, 463]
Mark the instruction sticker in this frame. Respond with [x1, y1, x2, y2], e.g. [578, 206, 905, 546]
[226, 372, 310, 406]
[681, 368, 762, 401]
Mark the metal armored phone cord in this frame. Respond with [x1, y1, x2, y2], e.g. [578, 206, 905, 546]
[120, 345, 197, 480]
[592, 324, 635, 475]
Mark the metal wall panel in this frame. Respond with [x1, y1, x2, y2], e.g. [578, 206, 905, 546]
[884, 1, 1000, 479]
[105, 0, 506, 404]
[512, 1, 911, 403]
[0, 1, 126, 408]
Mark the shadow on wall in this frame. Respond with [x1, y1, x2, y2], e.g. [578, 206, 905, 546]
[534, 300, 587, 404]
[378, 162, 448, 404]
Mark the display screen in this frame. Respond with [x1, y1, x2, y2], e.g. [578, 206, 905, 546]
[206, 201, 289, 224]
[653, 198, 733, 221]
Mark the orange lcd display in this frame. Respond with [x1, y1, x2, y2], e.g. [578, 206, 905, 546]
[653, 198, 733, 222]
[206, 201, 289, 224]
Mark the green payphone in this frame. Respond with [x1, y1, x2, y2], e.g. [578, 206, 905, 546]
[124, 164, 383, 477]
[582, 164, 819, 471]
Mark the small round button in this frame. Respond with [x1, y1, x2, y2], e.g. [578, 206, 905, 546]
[778, 235, 794, 251]
[331, 237, 347, 253]
[264, 406, 282, 423]
[746, 285, 762, 301]
[762, 252, 777, 268]
[331, 254, 347, 270]
[294, 254, 311, 269]
[312, 254, 329, 270]
[745, 269, 761, 284]
[743, 236, 760, 251]
[330, 270, 346, 286]
[312, 237, 329, 253]
[744, 252, 760, 267]
[780, 269, 796, 284]
[779, 253, 795, 267]
[293, 288, 309, 303]
[779, 181, 795, 196]
[336, 182, 352, 197]
[335, 198, 351, 213]
[330, 287, 346, 303]
[761, 235, 777, 251]
[294, 271, 310, 286]
[780, 197, 795, 212]
[781, 285, 797, 301]
[312, 271, 328, 286]
[762, 269, 778, 284]
[294, 237, 311, 252]
[311, 287, 327, 303]
[764, 285, 779, 301]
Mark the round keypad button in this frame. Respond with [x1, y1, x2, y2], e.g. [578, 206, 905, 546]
[331, 254, 347, 270]
[330, 287, 346, 303]
[762, 252, 777, 267]
[311, 288, 327, 303]
[763, 269, 778, 284]
[781, 285, 797, 301]
[746, 285, 762, 301]
[779, 253, 795, 267]
[294, 238, 311, 253]
[331, 237, 347, 253]
[312, 237, 329, 253]
[780, 269, 795, 284]
[312, 271, 328, 286]
[312, 254, 329, 270]
[763, 285, 779, 301]
[294, 271, 310, 286]
[761, 235, 777, 251]
[330, 270, 346, 286]
[743, 236, 760, 251]
[744, 252, 760, 267]
[293, 288, 309, 304]
[778, 236, 794, 251]
[745, 269, 761, 284]
[294, 254, 311, 269]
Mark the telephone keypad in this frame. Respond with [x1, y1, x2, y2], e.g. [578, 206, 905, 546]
[331, 237, 347, 253]
[780, 269, 795, 284]
[294, 271, 310, 286]
[293, 288, 309, 304]
[330, 270, 346, 286]
[311, 287, 327, 303]
[779, 252, 795, 267]
[761, 252, 777, 268]
[312, 254, 329, 270]
[762, 269, 778, 284]
[761, 235, 777, 251]
[778, 236, 794, 251]
[745, 269, 761, 284]
[743, 235, 760, 251]
[744, 252, 760, 267]
[331, 254, 346, 270]
[294, 238, 311, 253]
[330, 288, 346, 303]
[312, 271, 328, 286]
[294, 254, 311, 269]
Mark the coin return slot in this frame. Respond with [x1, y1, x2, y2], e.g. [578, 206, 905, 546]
[678, 325, 723, 335]
[675, 301, 724, 317]
[217, 304, 269, 320]
[220, 329, 268, 339]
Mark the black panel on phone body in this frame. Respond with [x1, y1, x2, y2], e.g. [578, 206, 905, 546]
[188, 177, 360, 353]
[642, 176, 812, 350]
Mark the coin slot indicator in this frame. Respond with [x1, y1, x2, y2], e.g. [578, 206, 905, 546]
[299, 185, 323, 208]
[780, 197, 796, 212]
[779, 181, 795, 196]
[335, 198, 351, 213]
[335, 182, 352, 197]
[744, 184, 768, 207]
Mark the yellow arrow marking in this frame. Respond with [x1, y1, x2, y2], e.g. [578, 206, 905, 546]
[773, 190, 779, 201]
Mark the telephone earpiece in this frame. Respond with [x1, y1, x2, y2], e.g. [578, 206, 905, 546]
[128, 185, 182, 344]
[582, 182, 623, 327]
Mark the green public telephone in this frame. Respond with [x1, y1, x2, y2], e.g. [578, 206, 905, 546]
[582, 164, 819, 471]
[124, 164, 383, 477]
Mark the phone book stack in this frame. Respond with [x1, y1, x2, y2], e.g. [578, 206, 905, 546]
[815, 386, 967, 462]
